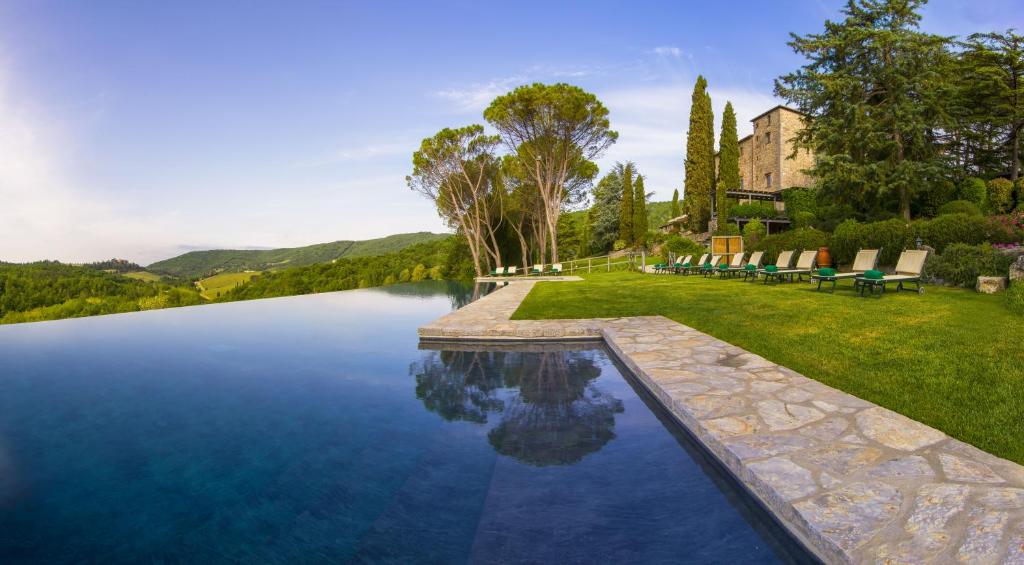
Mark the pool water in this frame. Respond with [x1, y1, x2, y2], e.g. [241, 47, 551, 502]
[0, 281, 812, 563]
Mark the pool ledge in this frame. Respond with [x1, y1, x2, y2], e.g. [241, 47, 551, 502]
[419, 281, 1024, 564]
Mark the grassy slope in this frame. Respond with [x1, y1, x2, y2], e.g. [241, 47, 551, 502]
[148, 232, 449, 278]
[122, 271, 163, 282]
[196, 272, 258, 299]
[512, 272, 1024, 464]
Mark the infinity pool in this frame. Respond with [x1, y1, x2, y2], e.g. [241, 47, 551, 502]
[0, 282, 811, 563]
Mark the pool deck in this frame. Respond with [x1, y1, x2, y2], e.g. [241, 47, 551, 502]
[419, 281, 1024, 565]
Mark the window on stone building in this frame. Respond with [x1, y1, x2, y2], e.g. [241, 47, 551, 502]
[767, 114, 771, 125]
[765, 132, 771, 143]
[765, 172, 772, 188]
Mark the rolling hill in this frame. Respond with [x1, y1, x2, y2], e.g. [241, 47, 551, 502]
[147, 232, 450, 278]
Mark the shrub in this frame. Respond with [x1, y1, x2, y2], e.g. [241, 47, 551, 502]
[987, 212, 1024, 244]
[987, 178, 1015, 214]
[612, 239, 627, 251]
[1007, 283, 1024, 316]
[915, 213, 989, 252]
[927, 243, 1013, 287]
[661, 234, 704, 264]
[958, 177, 987, 209]
[1016, 178, 1024, 211]
[792, 211, 817, 229]
[816, 203, 862, 232]
[830, 218, 911, 267]
[728, 201, 779, 219]
[716, 223, 740, 236]
[742, 218, 767, 248]
[782, 187, 818, 218]
[938, 200, 982, 216]
[753, 228, 829, 265]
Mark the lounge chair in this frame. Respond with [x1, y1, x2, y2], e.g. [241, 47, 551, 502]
[530, 264, 545, 275]
[718, 252, 746, 278]
[854, 250, 928, 296]
[506, 265, 518, 277]
[673, 255, 692, 274]
[489, 266, 506, 277]
[810, 249, 880, 292]
[550, 263, 563, 275]
[757, 250, 795, 283]
[725, 251, 762, 280]
[701, 255, 722, 277]
[766, 250, 817, 283]
[682, 254, 707, 275]
[739, 251, 765, 281]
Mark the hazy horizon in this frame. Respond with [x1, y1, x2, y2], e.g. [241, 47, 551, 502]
[3, 0, 1019, 264]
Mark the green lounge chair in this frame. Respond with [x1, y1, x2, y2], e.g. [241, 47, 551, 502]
[810, 249, 880, 292]
[718, 252, 746, 278]
[506, 265, 518, 277]
[701, 255, 722, 277]
[550, 263, 563, 275]
[854, 250, 928, 296]
[682, 253, 707, 275]
[530, 264, 545, 275]
[489, 266, 506, 277]
[740, 251, 765, 281]
[673, 255, 692, 274]
[770, 250, 817, 283]
[758, 250, 795, 284]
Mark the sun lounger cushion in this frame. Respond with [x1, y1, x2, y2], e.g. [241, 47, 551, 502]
[745, 264, 756, 271]
[864, 269, 884, 280]
[765, 265, 778, 273]
[818, 267, 836, 277]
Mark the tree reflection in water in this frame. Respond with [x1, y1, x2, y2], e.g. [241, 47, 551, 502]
[411, 344, 624, 466]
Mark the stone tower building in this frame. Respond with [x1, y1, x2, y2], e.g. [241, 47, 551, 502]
[733, 105, 815, 193]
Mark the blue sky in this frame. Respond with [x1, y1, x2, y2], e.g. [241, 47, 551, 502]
[2, 1, 1021, 264]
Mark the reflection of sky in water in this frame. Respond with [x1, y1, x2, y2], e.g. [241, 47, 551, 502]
[0, 282, 810, 563]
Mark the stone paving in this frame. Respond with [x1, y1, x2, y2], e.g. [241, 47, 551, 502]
[419, 281, 1024, 564]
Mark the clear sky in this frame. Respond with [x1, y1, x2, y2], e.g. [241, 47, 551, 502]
[2, 0, 1020, 264]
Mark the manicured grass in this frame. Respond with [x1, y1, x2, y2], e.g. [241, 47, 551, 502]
[512, 272, 1024, 464]
[196, 272, 258, 299]
[122, 271, 163, 282]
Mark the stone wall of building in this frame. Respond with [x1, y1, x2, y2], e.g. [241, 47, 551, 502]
[749, 109, 781, 192]
[738, 136, 753, 190]
[779, 109, 815, 188]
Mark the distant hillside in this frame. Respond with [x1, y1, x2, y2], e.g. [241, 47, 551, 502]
[147, 232, 450, 278]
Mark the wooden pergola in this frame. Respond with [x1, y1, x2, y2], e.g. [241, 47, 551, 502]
[730, 217, 791, 235]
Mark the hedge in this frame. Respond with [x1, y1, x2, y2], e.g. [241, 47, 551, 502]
[925, 243, 1014, 287]
[988, 178, 1014, 214]
[752, 228, 829, 265]
[938, 200, 982, 216]
[782, 187, 818, 218]
[959, 177, 987, 209]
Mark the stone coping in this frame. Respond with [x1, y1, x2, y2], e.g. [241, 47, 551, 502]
[473, 275, 584, 283]
[419, 281, 1024, 564]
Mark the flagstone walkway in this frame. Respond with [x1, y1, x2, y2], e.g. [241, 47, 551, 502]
[419, 281, 1024, 564]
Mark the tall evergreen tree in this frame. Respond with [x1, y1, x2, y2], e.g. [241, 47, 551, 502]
[618, 162, 635, 245]
[670, 188, 681, 218]
[633, 175, 648, 246]
[683, 76, 715, 231]
[775, 0, 951, 220]
[717, 102, 740, 220]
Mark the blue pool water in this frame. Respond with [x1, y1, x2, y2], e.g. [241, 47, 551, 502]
[0, 282, 812, 563]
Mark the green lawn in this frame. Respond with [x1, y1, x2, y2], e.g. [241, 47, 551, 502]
[122, 271, 163, 282]
[196, 271, 258, 299]
[512, 272, 1024, 464]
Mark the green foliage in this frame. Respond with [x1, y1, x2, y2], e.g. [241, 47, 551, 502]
[832, 218, 908, 266]
[197, 272, 257, 299]
[938, 199, 983, 216]
[716, 223, 740, 236]
[619, 162, 635, 245]
[1007, 283, 1024, 315]
[661, 235, 705, 264]
[775, 0, 951, 220]
[988, 178, 1015, 213]
[717, 102, 740, 218]
[1017, 179, 1024, 210]
[915, 214, 992, 252]
[958, 177, 988, 208]
[728, 201, 780, 219]
[753, 228, 829, 265]
[217, 238, 463, 302]
[0, 261, 203, 325]
[148, 232, 448, 279]
[792, 211, 817, 229]
[782, 188, 818, 218]
[589, 170, 623, 253]
[633, 175, 649, 247]
[918, 180, 957, 218]
[683, 76, 715, 231]
[85, 258, 145, 273]
[742, 219, 767, 249]
[612, 239, 626, 251]
[670, 189, 681, 218]
[927, 244, 1014, 287]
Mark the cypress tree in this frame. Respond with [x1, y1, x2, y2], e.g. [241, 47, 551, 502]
[633, 175, 648, 246]
[684, 76, 715, 232]
[670, 188, 681, 218]
[718, 102, 740, 221]
[618, 162, 634, 245]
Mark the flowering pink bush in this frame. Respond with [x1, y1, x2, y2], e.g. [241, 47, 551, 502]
[987, 212, 1024, 244]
